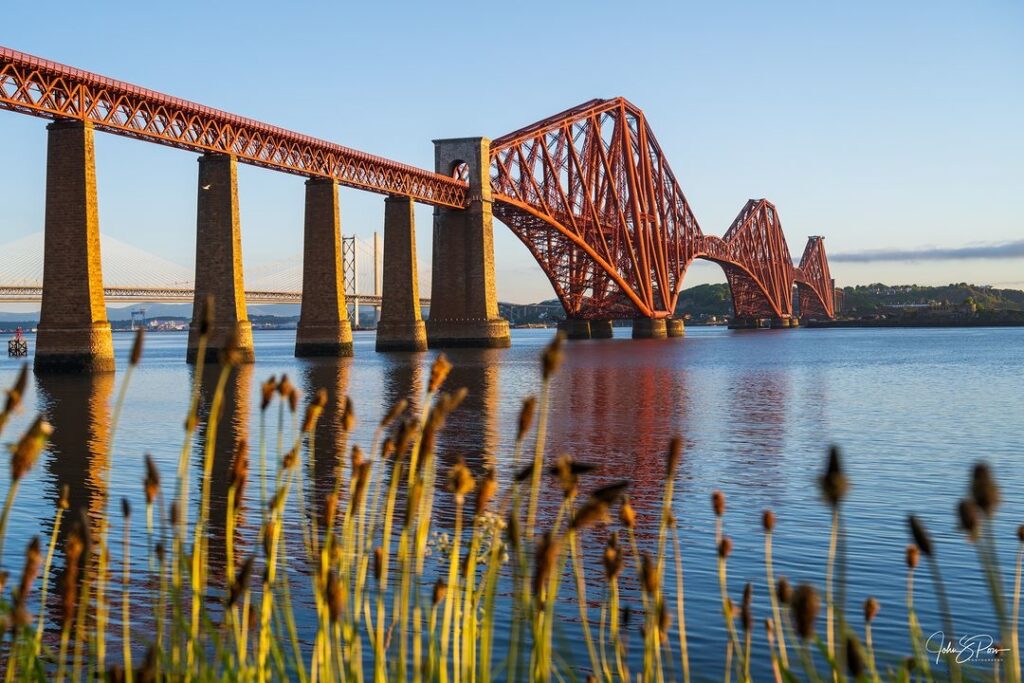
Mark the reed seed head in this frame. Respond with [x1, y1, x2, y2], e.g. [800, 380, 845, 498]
[542, 333, 566, 380]
[341, 396, 355, 432]
[3, 364, 28, 415]
[549, 454, 597, 499]
[327, 570, 344, 621]
[288, 385, 300, 414]
[762, 509, 776, 533]
[277, 374, 292, 398]
[514, 463, 534, 483]
[590, 480, 630, 505]
[791, 584, 820, 640]
[429, 353, 453, 393]
[533, 531, 560, 598]
[373, 547, 383, 583]
[154, 542, 165, 565]
[666, 436, 683, 476]
[10, 416, 53, 482]
[820, 445, 849, 507]
[776, 576, 793, 605]
[571, 499, 610, 530]
[603, 533, 623, 580]
[741, 582, 753, 633]
[301, 389, 328, 433]
[121, 497, 131, 519]
[517, 396, 537, 442]
[620, 498, 637, 529]
[282, 447, 298, 471]
[13, 536, 41, 626]
[62, 518, 86, 626]
[394, 418, 418, 461]
[230, 439, 250, 501]
[958, 498, 981, 541]
[381, 398, 408, 428]
[323, 492, 338, 529]
[908, 515, 934, 557]
[502, 512, 520, 554]
[228, 556, 254, 608]
[905, 544, 919, 569]
[475, 466, 498, 517]
[58, 484, 70, 510]
[718, 536, 733, 559]
[144, 454, 160, 505]
[351, 445, 364, 471]
[352, 462, 372, 509]
[846, 634, 866, 677]
[971, 462, 1000, 515]
[712, 490, 725, 517]
[432, 578, 447, 606]
[1018, 525, 1024, 543]
[659, 601, 672, 642]
[640, 553, 659, 595]
[863, 596, 880, 623]
[260, 375, 276, 411]
[447, 458, 475, 505]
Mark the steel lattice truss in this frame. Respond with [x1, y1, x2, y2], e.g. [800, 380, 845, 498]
[490, 98, 836, 320]
[0, 47, 466, 208]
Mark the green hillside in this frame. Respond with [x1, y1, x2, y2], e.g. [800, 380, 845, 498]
[839, 283, 1024, 314]
[670, 282, 1024, 319]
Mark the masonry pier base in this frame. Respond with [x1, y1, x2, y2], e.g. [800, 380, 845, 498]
[666, 319, 686, 337]
[557, 318, 592, 340]
[632, 318, 668, 339]
[34, 120, 115, 373]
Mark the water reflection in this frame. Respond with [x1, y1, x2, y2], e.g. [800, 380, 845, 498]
[725, 369, 789, 490]
[192, 363, 253, 576]
[299, 358, 352, 497]
[37, 371, 116, 534]
[434, 349, 500, 467]
[546, 343, 691, 529]
[380, 354, 424, 419]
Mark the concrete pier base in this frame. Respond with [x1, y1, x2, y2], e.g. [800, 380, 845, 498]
[35, 120, 115, 373]
[187, 153, 255, 364]
[632, 318, 668, 339]
[771, 317, 797, 329]
[376, 196, 427, 352]
[296, 178, 353, 357]
[426, 137, 510, 349]
[557, 318, 592, 340]
[590, 320, 615, 339]
[665, 319, 686, 337]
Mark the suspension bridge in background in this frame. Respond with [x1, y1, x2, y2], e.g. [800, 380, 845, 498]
[0, 231, 406, 309]
[0, 45, 835, 372]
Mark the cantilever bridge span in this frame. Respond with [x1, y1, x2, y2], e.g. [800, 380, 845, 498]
[0, 45, 834, 370]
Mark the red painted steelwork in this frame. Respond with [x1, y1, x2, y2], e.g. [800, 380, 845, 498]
[490, 97, 835, 320]
[0, 46, 467, 208]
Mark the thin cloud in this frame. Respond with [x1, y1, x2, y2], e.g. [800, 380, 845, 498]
[831, 239, 1024, 263]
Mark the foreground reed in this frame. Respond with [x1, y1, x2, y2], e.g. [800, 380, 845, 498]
[0, 324, 1020, 682]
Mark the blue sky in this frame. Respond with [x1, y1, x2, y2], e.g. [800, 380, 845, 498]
[1, 0, 1021, 303]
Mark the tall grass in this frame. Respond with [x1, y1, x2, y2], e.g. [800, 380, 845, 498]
[0, 323, 1019, 682]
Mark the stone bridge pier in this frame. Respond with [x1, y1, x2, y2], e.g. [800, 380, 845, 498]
[295, 178, 353, 357]
[34, 120, 115, 373]
[426, 138, 510, 349]
[186, 153, 255, 364]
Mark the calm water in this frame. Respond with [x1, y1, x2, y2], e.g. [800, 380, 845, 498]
[1, 325, 1022, 679]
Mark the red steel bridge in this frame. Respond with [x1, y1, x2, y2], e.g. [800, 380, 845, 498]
[0, 45, 834, 367]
